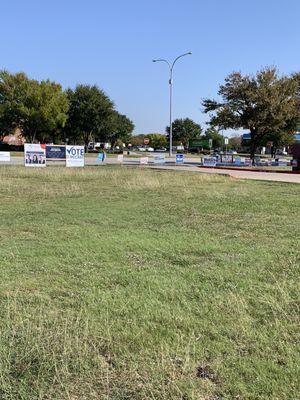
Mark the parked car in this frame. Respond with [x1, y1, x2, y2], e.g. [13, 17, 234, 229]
[138, 147, 146, 152]
[155, 147, 167, 152]
[147, 147, 154, 152]
[276, 149, 288, 156]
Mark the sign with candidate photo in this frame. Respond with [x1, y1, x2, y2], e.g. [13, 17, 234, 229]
[24, 144, 46, 167]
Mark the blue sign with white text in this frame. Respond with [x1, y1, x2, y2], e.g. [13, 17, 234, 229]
[46, 145, 66, 160]
[97, 152, 106, 163]
[176, 154, 184, 164]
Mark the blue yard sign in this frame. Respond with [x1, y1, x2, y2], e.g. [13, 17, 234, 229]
[176, 154, 184, 164]
[97, 152, 106, 163]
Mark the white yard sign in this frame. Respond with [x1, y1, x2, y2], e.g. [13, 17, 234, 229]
[66, 146, 85, 167]
[0, 152, 11, 162]
[154, 154, 165, 164]
[117, 154, 124, 164]
[140, 157, 149, 165]
[24, 144, 46, 167]
[203, 157, 217, 167]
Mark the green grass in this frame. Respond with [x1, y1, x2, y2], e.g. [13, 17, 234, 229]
[0, 166, 299, 399]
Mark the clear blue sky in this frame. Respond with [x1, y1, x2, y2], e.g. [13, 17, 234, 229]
[1, 0, 300, 134]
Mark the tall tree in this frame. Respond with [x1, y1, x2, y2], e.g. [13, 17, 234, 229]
[147, 133, 167, 148]
[108, 112, 135, 148]
[202, 127, 223, 148]
[166, 118, 202, 147]
[0, 70, 68, 142]
[203, 67, 299, 162]
[129, 134, 145, 147]
[229, 135, 242, 151]
[65, 85, 115, 149]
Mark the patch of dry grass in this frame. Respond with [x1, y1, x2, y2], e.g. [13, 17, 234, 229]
[0, 166, 299, 399]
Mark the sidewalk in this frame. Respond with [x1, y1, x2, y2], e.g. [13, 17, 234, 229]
[147, 164, 300, 184]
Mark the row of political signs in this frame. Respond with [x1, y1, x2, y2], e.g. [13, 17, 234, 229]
[0, 149, 250, 167]
[3, 146, 283, 168]
[24, 144, 85, 168]
[142, 154, 183, 165]
[23, 145, 182, 167]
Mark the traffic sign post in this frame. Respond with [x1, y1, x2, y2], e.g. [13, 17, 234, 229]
[224, 137, 229, 154]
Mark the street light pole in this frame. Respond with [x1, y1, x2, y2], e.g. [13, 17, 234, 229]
[153, 52, 192, 157]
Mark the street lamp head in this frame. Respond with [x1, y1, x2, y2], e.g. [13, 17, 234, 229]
[188, 51, 192, 55]
[152, 60, 157, 62]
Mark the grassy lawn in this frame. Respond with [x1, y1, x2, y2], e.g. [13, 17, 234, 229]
[0, 166, 299, 399]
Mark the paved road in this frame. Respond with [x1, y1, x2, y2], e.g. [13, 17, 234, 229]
[2, 156, 300, 184]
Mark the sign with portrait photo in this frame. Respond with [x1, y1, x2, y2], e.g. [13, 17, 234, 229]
[24, 144, 46, 167]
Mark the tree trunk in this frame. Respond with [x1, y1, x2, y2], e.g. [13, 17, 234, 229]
[84, 132, 92, 153]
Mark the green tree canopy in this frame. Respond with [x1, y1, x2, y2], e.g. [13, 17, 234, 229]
[129, 134, 144, 147]
[65, 85, 115, 148]
[203, 67, 299, 161]
[0, 70, 68, 143]
[108, 112, 135, 148]
[202, 127, 223, 148]
[228, 135, 242, 151]
[147, 133, 167, 148]
[166, 118, 202, 147]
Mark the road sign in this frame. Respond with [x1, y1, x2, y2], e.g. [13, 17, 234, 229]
[144, 138, 150, 145]
[224, 138, 229, 145]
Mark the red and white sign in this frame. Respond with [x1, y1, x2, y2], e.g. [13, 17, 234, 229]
[24, 144, 46, 167]
[140, 157, 149, 165]
[143, 138, 150, 145]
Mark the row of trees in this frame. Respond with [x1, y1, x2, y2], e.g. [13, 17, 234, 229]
[166, 118, 224, 148]
[203, 67, 300, 160]
[163, 68, 300, 158]
[130, 122, 224, 150]
[0, 71, 134, 148]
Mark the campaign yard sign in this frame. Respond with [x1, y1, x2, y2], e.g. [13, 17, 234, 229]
[176, 154, 184, 164]
[46, 145, 66, 161]
[203, 157, 217, 167]
[24, 144, 46, 167]
[66, 145, 85, 167]
[221, 154, 233, 163]
[96, 152, 106, 163]
[117, 154, 124, 164]
[0, 152, 11, 162]
[154, 154, 165, 164]
[234, 157, 241, 166]
[140, 157, 149, 165]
